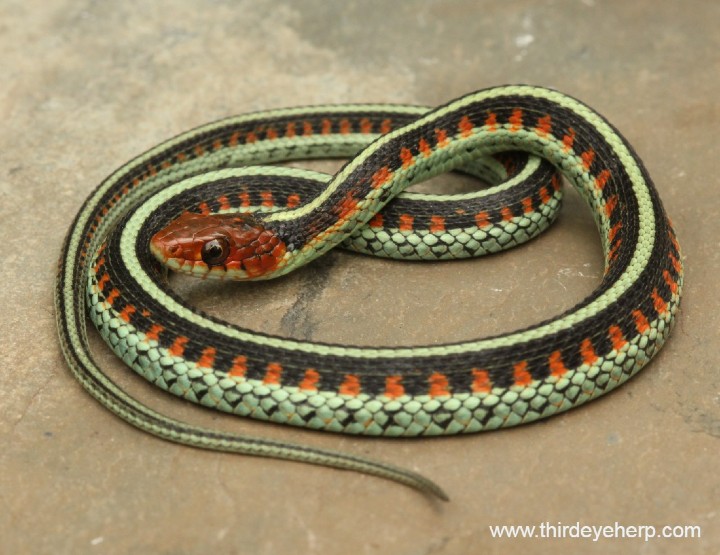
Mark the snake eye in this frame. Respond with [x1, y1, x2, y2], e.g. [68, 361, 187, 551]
[201, 236, 230, 266]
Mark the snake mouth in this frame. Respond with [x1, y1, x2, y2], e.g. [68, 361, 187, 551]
[148, 239, 171, 263]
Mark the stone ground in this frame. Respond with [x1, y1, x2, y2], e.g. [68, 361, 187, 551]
[1, 1, 718, 554]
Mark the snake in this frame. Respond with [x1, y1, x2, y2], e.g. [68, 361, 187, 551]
[56, 86, 683, 501]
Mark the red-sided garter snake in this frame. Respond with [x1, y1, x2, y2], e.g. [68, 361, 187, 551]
[56, 86, 683, 500]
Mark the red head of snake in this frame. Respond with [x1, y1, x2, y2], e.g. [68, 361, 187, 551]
[149, 212, 286, 279]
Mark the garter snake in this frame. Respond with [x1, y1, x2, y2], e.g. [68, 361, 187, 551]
[56, 85, 683, 501]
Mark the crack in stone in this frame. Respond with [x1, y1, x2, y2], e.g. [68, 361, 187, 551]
[279, 253, 338, 341]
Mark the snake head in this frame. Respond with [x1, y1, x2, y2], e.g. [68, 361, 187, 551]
[150, 212, 287, 280]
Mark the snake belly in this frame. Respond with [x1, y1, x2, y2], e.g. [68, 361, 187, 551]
[58, 86, 683, 500]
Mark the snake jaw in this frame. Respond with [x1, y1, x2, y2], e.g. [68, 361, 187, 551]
[150, 212, 287, 280]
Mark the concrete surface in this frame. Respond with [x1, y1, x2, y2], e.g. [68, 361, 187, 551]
[1, 1, 718, 554]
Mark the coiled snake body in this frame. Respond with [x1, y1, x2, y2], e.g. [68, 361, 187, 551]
[56, 86, 683, 500]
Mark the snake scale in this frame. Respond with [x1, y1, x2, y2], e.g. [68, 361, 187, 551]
[56, 86, 683, 500]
